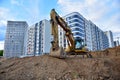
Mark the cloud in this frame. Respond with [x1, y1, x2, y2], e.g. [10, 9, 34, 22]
[0, 41, 4, 50]
[11, 0, 20, 5]
[57, 0, 109, 22]
[10, 0, 41, 25]
[0, 0, 41, 47]
[0, 7, 15, 42]
[0, 8, 9, 27]
[0, 7, 15, 26]
[0, 0, 42, 49]
[0, 8, 10, 42]
[0, 20, 6, 27]
[0, 26, 6, 41]
[57, 0, 120, 36]
[23, 0, 40, 25]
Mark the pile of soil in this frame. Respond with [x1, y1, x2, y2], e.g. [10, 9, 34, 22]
[0, 46, 120, 80]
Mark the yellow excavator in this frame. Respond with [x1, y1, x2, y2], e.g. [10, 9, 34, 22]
[50, 9, 92, 58]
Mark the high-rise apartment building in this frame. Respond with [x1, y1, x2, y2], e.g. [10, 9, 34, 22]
[58, 12, 109, 51]
[114, 40, 119, 47]
[26, 19, 51, 56]
[89, 21, 109, 51]
[58, 12, 86, 49]
[34, 19, 51, 55]
[89, 21, 98, 51]
[65, 12, 85, 40]
[4, 21, 28, 58]
[26, 24, 35, 56]
[58, 26, 67, 49]
[105, 31, 114, 48]
[84, 20, 92, 51]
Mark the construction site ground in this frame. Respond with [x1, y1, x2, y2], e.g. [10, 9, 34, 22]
[0, 46, 120, 80]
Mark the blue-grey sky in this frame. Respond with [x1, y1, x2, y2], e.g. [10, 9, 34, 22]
[0, 0, 120, 50]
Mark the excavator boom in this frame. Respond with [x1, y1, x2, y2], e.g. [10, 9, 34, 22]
[50, 9, 76, 58]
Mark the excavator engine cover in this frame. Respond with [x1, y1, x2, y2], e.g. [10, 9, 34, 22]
[50, 47, 66, 58]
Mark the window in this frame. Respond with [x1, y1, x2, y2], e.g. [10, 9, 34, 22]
[69, 21, 72, 23]
[73, 19, 83, 24]
[66, 18, 69, 21]
[72, 15, 84, 21]
[39, 21, 42, 25]
[69, 25, 73, 27]
[74, 32, 83, 37]
[60, 32, 62, 35]
[68, 17, 72, 19]
[10, 35, 12, 38]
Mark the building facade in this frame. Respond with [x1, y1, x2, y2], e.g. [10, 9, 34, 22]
[89, 21, 109, 51]
[58, 12, 86, 49]
[90, 21, 98, 51]
[26, 19, 51, 56]
[4, 21, 28, 58]
[26, 24, 35, 56]
[105, 31, 114, 48]
[114, 40, 119, 47]
[58, 26, 67, 49]
[65, 12, 85, 40]
[84, 20, 92, 51]
[58, 12, 109, 51]
[34, 19, 51, 55]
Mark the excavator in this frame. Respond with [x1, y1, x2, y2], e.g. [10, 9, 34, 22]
[50, 9, 92, 58]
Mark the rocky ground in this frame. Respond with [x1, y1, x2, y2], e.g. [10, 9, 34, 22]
[0, 46, 120, 80]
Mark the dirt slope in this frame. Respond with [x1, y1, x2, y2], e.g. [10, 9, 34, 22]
[0, 46, 120, 80]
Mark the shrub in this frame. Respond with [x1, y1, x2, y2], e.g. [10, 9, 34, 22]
[0, 50, 3, 56]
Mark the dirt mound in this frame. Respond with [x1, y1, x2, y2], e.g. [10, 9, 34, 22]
[0, 46, 120, 80]
[90, 46, 120, 57]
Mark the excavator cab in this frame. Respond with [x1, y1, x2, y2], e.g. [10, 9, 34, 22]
[75, 38, 84, 50]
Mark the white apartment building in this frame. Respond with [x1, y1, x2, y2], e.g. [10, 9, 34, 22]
[58, 12, 109, 51]
[84, 20, 92, 51]
[89, 21, 109, 51]
[105, 31, 114, 48]
[26, 24, 35, 56]
[26, 19, 51, 56]
[58, 12, 86, 49]
[58, 26, 67, 49]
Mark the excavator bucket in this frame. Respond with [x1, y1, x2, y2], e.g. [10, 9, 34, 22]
[49, 47, 66, 58]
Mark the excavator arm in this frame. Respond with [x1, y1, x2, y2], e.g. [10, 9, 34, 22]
[50, 9, 75, 52]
